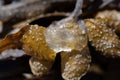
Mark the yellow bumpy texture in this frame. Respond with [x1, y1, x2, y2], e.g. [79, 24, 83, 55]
[61, 47, 91, 80]
[21, 25, 56, 61]
[96, 10, 120, 36]
[85, 19, 120, 57]
[29, 57, 54, 76]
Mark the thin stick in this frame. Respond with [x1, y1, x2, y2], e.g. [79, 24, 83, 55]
[49, 0, 83, 27]
[70, 0, 83, 20]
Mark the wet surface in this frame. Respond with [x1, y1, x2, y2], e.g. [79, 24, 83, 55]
[0, 0, 120, 80]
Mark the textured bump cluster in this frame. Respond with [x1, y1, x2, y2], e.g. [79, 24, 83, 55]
[96, 10, 120, 35]
[21, 25, 56, 61]
[61, 47, 91, 80]
[29, 57, 48, 76]
[85, 19, 120, 57]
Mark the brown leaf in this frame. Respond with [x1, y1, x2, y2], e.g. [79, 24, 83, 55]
[0, 25, 29, 53]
